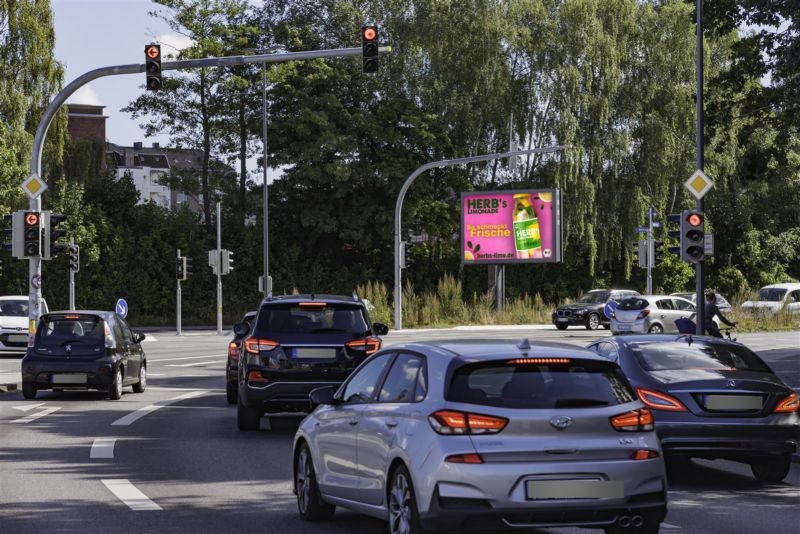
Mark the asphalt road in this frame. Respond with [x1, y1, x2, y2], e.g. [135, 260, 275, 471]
[1, 329, 798, 533]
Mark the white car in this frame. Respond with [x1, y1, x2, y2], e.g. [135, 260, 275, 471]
[741, 283, 800, 316]
[611, 295, 718, 334]
[0, 296, 48, 354]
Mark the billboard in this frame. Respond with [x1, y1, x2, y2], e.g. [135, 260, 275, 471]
[461, 189, 563, 265]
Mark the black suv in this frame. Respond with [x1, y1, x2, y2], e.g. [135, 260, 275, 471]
[234, 294, 389, 430]
[552, 289, 639, 330]
[226, 310, 257, 405]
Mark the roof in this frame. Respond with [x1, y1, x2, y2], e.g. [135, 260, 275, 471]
[760, 283, 800, 290]
[394, 339, 607, 362]
[610, 333, 739, 347]
[46, 310, 116, 318]
[260, 294, 363, 305]
[0, 295, 27, 300]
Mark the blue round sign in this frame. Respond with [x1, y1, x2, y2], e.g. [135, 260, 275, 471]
[115, 298, 129, 319]
[603, 300, 618, 320]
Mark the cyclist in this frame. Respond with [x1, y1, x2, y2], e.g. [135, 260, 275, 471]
[704, 292, 736, 338]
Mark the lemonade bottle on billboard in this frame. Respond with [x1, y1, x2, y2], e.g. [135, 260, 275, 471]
[512, 193, 541, 259]
[532, 192, 553, 259]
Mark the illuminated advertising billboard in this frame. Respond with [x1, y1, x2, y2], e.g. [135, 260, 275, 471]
[461, 189, 563, 264]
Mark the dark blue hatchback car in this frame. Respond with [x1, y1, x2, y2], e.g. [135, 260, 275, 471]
[588, 334, 799, 483]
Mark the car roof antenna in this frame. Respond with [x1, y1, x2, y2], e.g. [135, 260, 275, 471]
[517, 338, 531, 351]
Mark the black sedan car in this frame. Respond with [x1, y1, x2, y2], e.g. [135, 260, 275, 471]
[21, 311, 147, 400]
[588, 335, 799, 482]
[234, 294, 388, 431]
[226, 310, 257, 404]
[553, 289, 639, 330]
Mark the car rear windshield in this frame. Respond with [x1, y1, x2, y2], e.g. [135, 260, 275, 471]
[758, 288, 786, 302]
[618, 297, 649, 311]
[37, 315, 105, 348]
[447, 359, 637, 409]
[256, 302, 368, 334]
[0, 300, 28, 317]
[631, 342, 771, 372]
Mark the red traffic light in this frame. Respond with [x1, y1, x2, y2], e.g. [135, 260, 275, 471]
[686, 213, 703, 227]
[145, 45, 160, 59]
[25, 213, 39, 226]
[362, 27, 377, 41]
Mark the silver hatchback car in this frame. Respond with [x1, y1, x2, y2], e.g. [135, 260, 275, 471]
[611, 295, 705, 335]
[293, 340, 667, 533]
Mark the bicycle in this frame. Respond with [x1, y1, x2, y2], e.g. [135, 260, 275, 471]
[721, 327, 737, 342]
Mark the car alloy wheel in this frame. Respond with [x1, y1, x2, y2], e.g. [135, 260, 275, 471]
[294, 443, 334, 521]
[108, 368, 122, 400]
[586, 313, 601, 330]
[389, 467, 420, 534]
[133, 365, 146, 393]
[648, 324, 663, 334]
[296, 447, 311, 515]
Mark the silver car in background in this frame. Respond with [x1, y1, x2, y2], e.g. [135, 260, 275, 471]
[292, 340, 667, 533]
[611, 295, 710, 334]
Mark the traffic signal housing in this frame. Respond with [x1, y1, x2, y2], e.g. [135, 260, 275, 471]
[681, 210, 705, 263]
[42, 211, 67, 259]
[652, 240, 664, 266]
[145, 44, 162, 90]
[221, 250, 233, 275]
[23, 211, 41, 258]
[185, 257, 193, 278]
[361, 25, 379, 73]
[176, 256, 185, 280]
[666, 213, 682, 258]
[69, 244, 80, 272]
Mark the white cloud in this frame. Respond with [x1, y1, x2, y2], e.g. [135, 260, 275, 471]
[66, 84, 103, 106]
[156, 33, 195, 53]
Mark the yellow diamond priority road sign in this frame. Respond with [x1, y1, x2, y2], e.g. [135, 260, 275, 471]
[20, 173, 48, 200]
[684, 169, 713, 200]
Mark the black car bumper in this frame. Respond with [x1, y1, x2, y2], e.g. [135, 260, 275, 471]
[657, 421, 799, 460]
[240, 376, 343, 414]
[552, 316, 589, 327]
[22, 363, 115, 390]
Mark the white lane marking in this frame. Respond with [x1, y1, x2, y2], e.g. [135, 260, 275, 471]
[148, 354, 223, 362]
[10, 406, 61, 423]
[661, 523, 681, 529]
[166, 360, 221, 367]
[90, 438, 116, 459]
[148, 386, 224, 392]
[142, 335, 158, 343]
[101, 479, 162, 511]
[110, 390, 206, 426]
[12, 403, 45, 412]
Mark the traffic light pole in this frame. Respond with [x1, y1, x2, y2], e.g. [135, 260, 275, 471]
[647, 208, 653, 295]
[68, 237, 75, 310]
[176, 248, 182, 336]
[26, 45, 392, 328]
[216, 202, 223, 336]
[695, 0, 705, 335]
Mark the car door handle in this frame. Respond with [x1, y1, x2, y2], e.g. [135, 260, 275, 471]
[385, 421, 398, 428]
[348, 419, 358, 426]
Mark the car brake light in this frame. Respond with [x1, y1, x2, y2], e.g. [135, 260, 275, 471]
[428, 410, 508, 435]
[445, 453, 484, 464]
[247, 370, 268, 382]
[610, 408, 654, 432]
[507, 358, 571, 365]
[228, 342, 239, 361]
[636, 309, 651, 320]
[345, 337, 381, 356]
[244, 338, 279, 354]
[631, 450, 660, 460]
[636, 388, 688, 412]
[774, 392, 799, 413]
[298, 302, 327, 308]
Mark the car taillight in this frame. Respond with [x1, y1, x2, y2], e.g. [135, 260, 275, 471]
[228, 342, 239, 360]
[345, 337, 381, 356]
[428, 410, 508, 435]
[244, 338, 279, 354]
[610, 408, 654, 432]
[445, 453, 484, 464]
[636, 388, 688, 412]
[631, 450, 660, 461]
[636, 309, 651, 320]
[774, 392, 799, 413]
[247, 370, 268, 383]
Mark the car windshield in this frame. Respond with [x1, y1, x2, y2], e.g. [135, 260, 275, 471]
[631, 342, 771, 373]
[577, 292, 609, 304]
[256, 302, 368, 335]
[0, 300, 28, 317]
[448, 359, 636, 409]
[618, 297, 649, 311]
[759, 288, 787, 302]
[36, 315, 105, 348]
[674, 293, 694, 301]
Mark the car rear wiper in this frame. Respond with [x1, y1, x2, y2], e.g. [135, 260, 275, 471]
[553, 398, 610, 408]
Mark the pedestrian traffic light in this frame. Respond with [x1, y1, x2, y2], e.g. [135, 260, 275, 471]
[666, 213, 682, 257]
[185, 257, 193, 278]
[681, 210, 705, 263]
[2, 214, 12, 254]
[176, 256, 185, 280]
[69, 244, 80, 272]
[145, 44, 162, 90]
[23, 211, 41, 258]
[221, 249, 233, 275]
[42, 211, 67, 259]
[652, 240, 664, 266]
[361, 25, 379, 73]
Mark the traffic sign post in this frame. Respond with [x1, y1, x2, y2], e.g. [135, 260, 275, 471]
[176, 249, 182, 336]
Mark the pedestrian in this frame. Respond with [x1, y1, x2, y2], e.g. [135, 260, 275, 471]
[704, 292, 735, 337]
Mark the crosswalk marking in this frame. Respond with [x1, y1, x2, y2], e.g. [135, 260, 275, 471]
[10, 406, 61, 423]
[90, 438, 116, 459]
[102, 479, 162, 511]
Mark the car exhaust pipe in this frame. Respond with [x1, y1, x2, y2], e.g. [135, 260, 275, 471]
[618, 516, 632, 528]
[631, 516, 643, 527]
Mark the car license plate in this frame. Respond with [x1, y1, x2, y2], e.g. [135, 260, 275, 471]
[525, 479, 623, 500]
[556, 318, 568, 323]
[290, 348, 337, 359]
[7, 334, 27, 343]
[616, 323, 632, 330]
[52, 374, 87, 384]
[705, 395, 762, 411]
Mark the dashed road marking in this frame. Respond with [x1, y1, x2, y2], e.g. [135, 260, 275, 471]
[10, 406, 61, 423]
[166, 360, 221, 367]
[110, 390, 206, 426]
[142, 335, 158, 343]
[12, 403, 45, 412]
[102, 479, 162, 511]
[90, 438, 116, 459]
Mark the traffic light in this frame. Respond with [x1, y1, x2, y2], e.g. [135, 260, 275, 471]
[69, 244, 80, 272]
[176, 256, 185, 280]
[145, 44, 162, 90]
[185, 257, 193, 278]
[681, 210, 705, 263]
[666, 213, 682, 257]
[42, 211, 67, 259]
[221, 249, 233, 275]
[652, 240, 664, 266]
[23, 211, 41, 258]
[361, 25, 379, 73]
[2, 214, 12, 254]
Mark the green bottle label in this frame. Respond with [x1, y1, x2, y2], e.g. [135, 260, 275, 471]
[514, 218, 541, 251]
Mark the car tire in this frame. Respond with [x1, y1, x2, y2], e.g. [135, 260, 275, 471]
[555, 323, 568, 331]
[108, 368, 122, 400]
[648, 324, 663, 334]
[226, 381, 237, 405]
[751, 455, 792, 483]
[22, 382, 37, 399]
[237, 397, 261, 431]
[388, 465, 424, 534]
[132, 364, 146, 393]
[295, 443, 335, 521]
[585, 313, 601, 330]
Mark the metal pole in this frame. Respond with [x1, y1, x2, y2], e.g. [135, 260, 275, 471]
[68, 237, 75, 310]
[498, 265, 505, 312]
[647, 208, 653, 295]
[695, 0, 705, 335]
[216, 202, 223, 335]
[262, 63, 269, 295]
[393, 146, 567, 330]
[176, 248, 182, 336]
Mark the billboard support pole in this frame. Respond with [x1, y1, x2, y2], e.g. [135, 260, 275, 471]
[393, 146, 566, 330]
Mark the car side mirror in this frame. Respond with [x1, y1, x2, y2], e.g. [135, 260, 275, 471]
[233, 322, 251, 337]
[133, 331, 146, 344]
[309, 385, 337, 407]
[372, 322, 389, 336]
